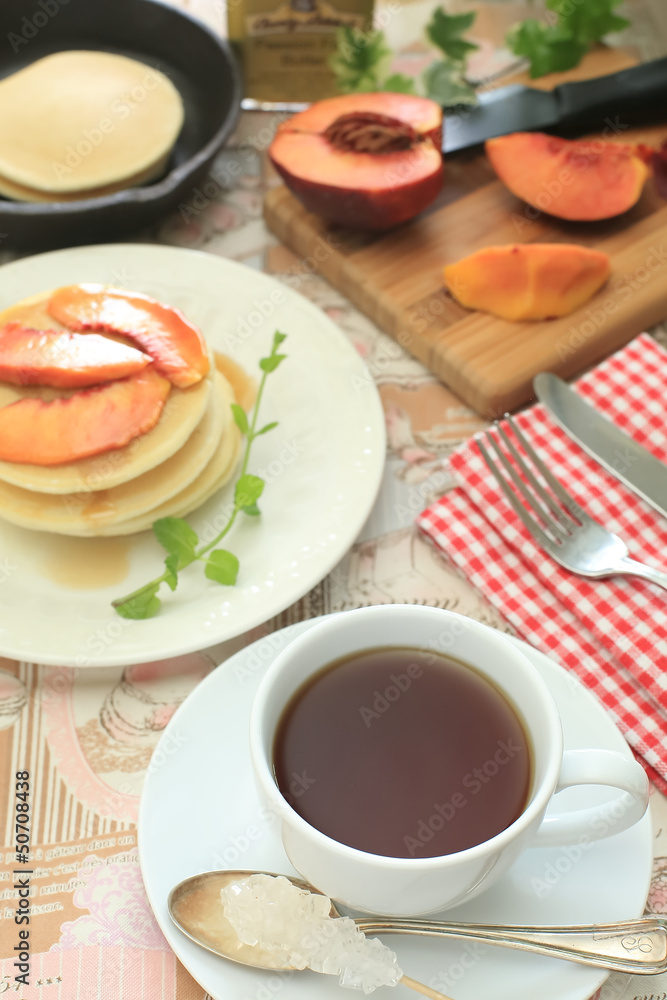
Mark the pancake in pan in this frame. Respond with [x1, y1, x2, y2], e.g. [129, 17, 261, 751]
[0, 51, 184, 200]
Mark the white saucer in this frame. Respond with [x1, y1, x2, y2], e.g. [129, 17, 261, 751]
[138, 618, 653, 1000]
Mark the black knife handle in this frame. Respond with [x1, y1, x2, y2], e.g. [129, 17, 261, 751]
[554, 57, 667, 133]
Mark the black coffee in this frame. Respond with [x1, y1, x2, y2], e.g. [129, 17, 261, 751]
[273, 646, 532, 859]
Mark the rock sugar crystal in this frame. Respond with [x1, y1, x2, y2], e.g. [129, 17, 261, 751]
[220, 873, 402, 993]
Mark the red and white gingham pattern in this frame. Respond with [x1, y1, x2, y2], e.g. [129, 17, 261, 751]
[417, 334, 667, 791]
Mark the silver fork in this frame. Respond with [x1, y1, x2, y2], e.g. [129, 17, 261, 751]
[476, 414, 667, 593]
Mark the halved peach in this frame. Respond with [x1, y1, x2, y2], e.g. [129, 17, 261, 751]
[0, 322, 151, 387]
[486, 133, 649, 221]
[0, 364, 171, 465]
[270, 92, 443, 230]
[47, 284, 210, 388]
[443, 244, 611, 321]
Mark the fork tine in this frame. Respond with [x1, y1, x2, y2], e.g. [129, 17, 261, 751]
[476, 435, 555, 549]
[495, 421, 572, 536]
[505, 415, 586, 523]
[481, 430, 567, 542]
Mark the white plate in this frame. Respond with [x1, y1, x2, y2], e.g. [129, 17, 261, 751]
[138, 618, 653, 1000]
[0, 245, 385, 666]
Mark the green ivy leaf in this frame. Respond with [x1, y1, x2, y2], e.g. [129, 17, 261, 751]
[506, 20, 586, 78]
[205, 549, 240, 586]
[423, 60, 478, 106]
[507, 0, 628, 78]
[381, 73, 418, 95]
[153, 517, 199, 567]
[113, 583, 161, 619]
[426, 9, 479, 63]
[329, 26, 392, 94]
[546, 0, 629, 45]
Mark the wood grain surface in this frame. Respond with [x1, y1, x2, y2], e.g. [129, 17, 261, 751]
[264, 50, 667, 417]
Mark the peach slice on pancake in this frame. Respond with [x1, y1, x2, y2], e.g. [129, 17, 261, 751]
[0, 371, 231, 535]
[0, 364, 170, 465]
[0, 288, 212, 494]
[48, 284, 210, 388]
[0, 322, 151, 388]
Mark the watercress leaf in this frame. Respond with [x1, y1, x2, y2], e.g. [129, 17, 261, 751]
[205, 549, 240, 586]
[256, 420, 279, 436]
[381, 73, 418, 95]
[235, 473, 265, 509]
[231, 403, 249, 434]
[153, 516, 199, 566]
[241, 502, 261, 516]
[164, 554, 179, 591]
[272, 330, 288, 348]
[259, 353, 287, 373]
[113, 583, 161, 619]
[426, 8, 479, 63]
[423, 60, 478, 106]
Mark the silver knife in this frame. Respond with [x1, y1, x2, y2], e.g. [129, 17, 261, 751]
[533, 372, 667, 521]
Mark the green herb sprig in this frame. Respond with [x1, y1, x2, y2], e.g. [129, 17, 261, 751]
[330, 9, 479, 106]
[111, 331, 287, 620]
[330, 0, 631, 102]
[507, 0, 630, 79]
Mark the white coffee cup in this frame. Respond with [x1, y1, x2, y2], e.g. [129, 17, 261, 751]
[249, 605, 648, 916]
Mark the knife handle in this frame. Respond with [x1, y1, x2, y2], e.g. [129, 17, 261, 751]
[554, 57, 667, 132]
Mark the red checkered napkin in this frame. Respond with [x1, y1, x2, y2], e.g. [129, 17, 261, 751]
[417, 334, 667, 791]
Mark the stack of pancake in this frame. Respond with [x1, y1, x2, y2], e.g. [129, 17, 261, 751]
[0, 287, 246, 536]
[0, 51, 184, 202]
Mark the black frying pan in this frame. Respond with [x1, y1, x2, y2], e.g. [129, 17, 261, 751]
[0, 0, 242, 250]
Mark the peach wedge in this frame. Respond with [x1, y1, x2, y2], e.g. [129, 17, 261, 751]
[486, 133, 649, 221]
[0, 322, 150, 387]
[0, 365, 171, 465]
[48, 284, 210, 388]
[443, 244, 611, 322]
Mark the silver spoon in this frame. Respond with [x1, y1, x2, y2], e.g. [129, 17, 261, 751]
[168, 869, 667, 980]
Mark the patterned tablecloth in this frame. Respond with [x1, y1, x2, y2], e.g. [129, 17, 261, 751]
[1, 1, 667, 998]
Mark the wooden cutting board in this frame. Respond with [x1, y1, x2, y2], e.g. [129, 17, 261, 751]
[264, 51, 667, 418]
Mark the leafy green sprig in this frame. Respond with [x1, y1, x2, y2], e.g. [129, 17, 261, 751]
[330, 0, 631, 102]
[330, 9, 479, 106]
[111, 331, 287, 620]
[507, 0, 630, 79]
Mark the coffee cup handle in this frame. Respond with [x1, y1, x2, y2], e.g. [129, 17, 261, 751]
[531, 749, 649, 847]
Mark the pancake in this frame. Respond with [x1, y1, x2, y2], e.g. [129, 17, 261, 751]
[0, 372, 233, 535]
[0, 155, 170, 203]
[97, 404, 243, 536]
[0, 290, 212, 493]
[0, 51, 184, 199]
